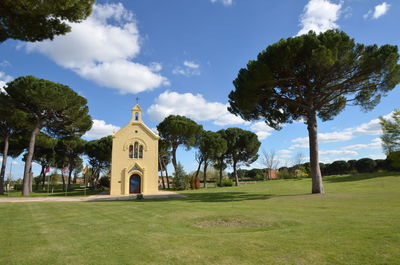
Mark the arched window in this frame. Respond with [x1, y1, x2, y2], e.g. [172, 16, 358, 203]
[129, 145, 133, 158]
[134, 142, 139, 158]
[135, 112, 139, 121]
[139, 145, 143, 158]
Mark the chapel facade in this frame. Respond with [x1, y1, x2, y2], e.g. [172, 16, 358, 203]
[110, 105, 159, 195]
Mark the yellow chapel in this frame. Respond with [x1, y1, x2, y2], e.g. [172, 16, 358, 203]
[110, 104, 160, 195]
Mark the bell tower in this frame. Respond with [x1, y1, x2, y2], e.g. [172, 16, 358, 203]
[131, 104, 142, 122]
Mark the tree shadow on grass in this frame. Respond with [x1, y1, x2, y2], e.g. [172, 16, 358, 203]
[324, 172, 400, 183]
[90, 192, 311, 203]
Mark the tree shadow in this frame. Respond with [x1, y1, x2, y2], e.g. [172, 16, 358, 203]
[324, 172, 400, 183]
[87, 192, 312, 203]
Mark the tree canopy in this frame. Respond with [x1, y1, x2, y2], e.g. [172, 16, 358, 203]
[0, 0, 95, 42]
[223, 128, 260, 186]
[228, 30, 400, 193]
[380, 110, 400, 153]
[157, 115, 203, 172]
[198, 130, 227, 187]
[5, 75, 92, 196]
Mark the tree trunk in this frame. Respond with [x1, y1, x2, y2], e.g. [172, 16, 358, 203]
[194, 158, 203, 189]
[203, 161, 208, 188]
[171, 145, 178, 173]
[67, 167, 73, 191]
[29, 167, 33, 193]
[159, 157, 166, 189]
[307, 113, 324, 194]
[218, 157, 224, 186]
[163, 161, 170, 189]
[61, 171, 65, 192]
[0, 135, 9, 195]
[22, 125, 40, 196]
[233, 160, 239, 186]
[40, 165, 46, 190]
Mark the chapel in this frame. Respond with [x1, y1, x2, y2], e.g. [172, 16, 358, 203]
[110, 104, 159, 195]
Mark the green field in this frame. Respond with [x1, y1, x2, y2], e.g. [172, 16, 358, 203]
[1, 173, 400, 265]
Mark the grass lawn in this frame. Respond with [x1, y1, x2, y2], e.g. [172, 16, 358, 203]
[0, 186, 104, 197]
[1, 173, 400, 265]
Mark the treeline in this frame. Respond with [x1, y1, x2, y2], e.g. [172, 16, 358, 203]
[278, 157, 399, 179]
[156, 115, 261, 190]
[0, 76, 112, 196]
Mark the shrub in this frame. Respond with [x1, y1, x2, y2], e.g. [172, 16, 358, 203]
[277, 168, 295, 179]
[98, 175, 110, 188]
[173, 163, 190, 190]
[387, 151, 400, 170]
[355, 158, 377, 173]
[221, 179, 233, 187]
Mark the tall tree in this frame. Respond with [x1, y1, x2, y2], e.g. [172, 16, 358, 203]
[198, 130, 227, 188]
[0, 93, 29, 194]
[380, 110, 400, 153]
[262, 150, 280, 180]
[0, 0, 95, 42]
[215, 129, 229, 186]
[158, 139, 171, 189]
[30, 133, 56, 191]
[224, 128, 261, 186]
[228, 30, 400, 194]
[5, 76, 92, 196]
[157, 115, 203, 173]
[85, 136, 112, 190]
[56, 137, 86, 190]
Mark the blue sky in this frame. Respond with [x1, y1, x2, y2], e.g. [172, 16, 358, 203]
[0, 0, 399, 177]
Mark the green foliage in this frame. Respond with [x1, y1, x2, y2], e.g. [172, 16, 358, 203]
[0, 0, 95, 42]
[157, 115, 203, 172]
[172, 163, 190, 190]
[85, 136, 112, 187]
[355, 158, 377, 173]
[157, 115, 203, 151]
[228, 30, 400, 193]
[224, 128, 261, 167]
[221, 178, 233, 187]
[277, 168, 295, 179]
[380, 110, 400, 153]
[327, 160, 349, 175]
[199, 130, 227, 162]
[98, 175, 110, 188]
[229, 30, 400, 127]
[5, 76, 93, 137]
[387, 151, 400, 170]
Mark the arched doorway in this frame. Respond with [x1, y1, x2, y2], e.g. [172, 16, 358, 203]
[129, 174, 141, 194]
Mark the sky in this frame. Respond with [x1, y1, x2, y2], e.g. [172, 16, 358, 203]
[0, 0, 399, 178]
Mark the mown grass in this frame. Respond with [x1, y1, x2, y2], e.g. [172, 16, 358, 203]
[0, 186, 103, 197]
[1, 172, 399, 265]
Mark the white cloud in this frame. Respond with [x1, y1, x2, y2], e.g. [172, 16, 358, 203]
[290, 112, 393, 149]
[319, 150, 358, 156]
[24, 3, 168, 94]
[298, 0, 342, 35]
[84, 119, 120, 140]
[0, 60, 11, 67]
[148, 91, 248, 126]
[183, 61, 199, 69]
[0, 71, 13, 93]
[210, 0, 233, 6]
[173, 61, 201, 77]
[343, 138, 382, 151]
[364, 2, 390, 19]
[278, 149, 292, 155]
[250, 121, 274, 140]
[292, 130, 353, 146]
